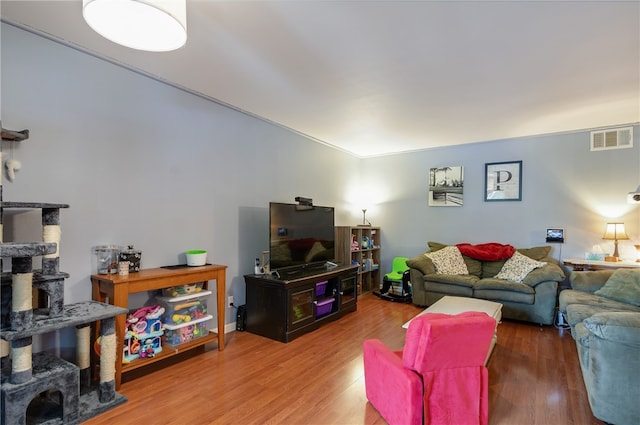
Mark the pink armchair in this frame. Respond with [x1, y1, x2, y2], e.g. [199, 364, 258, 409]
[363, 311, 496, 425]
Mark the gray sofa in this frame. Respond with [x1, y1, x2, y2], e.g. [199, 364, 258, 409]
[407, 242, 565, 325]
[558, 269, 640, 425]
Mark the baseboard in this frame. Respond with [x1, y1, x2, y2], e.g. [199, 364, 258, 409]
[211, 322, 237, 334]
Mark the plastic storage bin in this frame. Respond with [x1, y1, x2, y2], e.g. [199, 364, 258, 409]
[161, 282, 205, 297]
[315, 297, 335, 318]
[315, 280, 328, 297]
[93, 245, 123, 274]
[156, 290, 211, 326]
[163, 315, 212, 345]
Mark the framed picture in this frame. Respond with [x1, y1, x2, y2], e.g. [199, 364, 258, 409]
[484, 160, 522, 201]
[428, 166, 464, 206]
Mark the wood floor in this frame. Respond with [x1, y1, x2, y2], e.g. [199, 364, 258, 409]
[84, 294, 604, 425]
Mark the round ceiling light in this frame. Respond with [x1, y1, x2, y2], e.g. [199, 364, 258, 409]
[82, 0, 187, 52]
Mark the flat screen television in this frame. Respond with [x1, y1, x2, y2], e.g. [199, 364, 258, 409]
[269, 202, 335, 271]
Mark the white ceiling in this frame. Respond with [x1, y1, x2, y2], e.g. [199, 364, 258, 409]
[2, 0, 639, 157]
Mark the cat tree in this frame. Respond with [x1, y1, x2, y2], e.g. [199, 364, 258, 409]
[1, 128, 127, 424]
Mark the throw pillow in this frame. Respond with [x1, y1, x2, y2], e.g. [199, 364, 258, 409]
[495, 251, 546, 282]
[594, 269, 640, 307]
[424, 246, 468, 275]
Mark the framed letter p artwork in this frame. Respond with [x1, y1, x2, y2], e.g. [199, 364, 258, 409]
[485, 160, 522, 201]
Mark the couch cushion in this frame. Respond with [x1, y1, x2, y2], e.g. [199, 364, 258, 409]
[522, 263, 565, 287]
[406, 254, 436, 275]
[473, 278, 535, 294]
[424, 281, 475, 297]
[424, 246, 468, 275]
[427, 241, 448, 252]
[573, 321, 591, 355]
[423, 273, 479, 288]
[516, 246, 552, 261]
[565, 300, 640, 332]
[583, 312, 640, 346]
[494, 251, 546, 282]
[462, 256, 482, 278]
[481, 260, 507, 278]
[559, 289, 640, 314]
[570, 270, 614, 293]
[473, 280, 535, 304]
[566, 303, 601, 328]
[594, 269, 640, 307]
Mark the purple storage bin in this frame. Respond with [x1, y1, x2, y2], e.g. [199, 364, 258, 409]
[316, 280, 328, 297]
[315, 297, 335, 317]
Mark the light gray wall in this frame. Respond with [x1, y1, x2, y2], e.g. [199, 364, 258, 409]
[2, 23, 639, 344]
[1, 23, 361, 339]
[362, 130, 640, 272]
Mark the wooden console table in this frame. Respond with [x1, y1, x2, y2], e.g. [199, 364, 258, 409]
[91, 264, 227, 389]
[563, 258, 640, 271]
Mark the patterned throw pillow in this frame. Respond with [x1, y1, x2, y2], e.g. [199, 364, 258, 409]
[424, 246, 469, 275]
[495, 251, 546, 282]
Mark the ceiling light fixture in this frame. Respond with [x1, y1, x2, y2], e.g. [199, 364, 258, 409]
[82, 0, 187, 52]
[628, 185, 640, 204]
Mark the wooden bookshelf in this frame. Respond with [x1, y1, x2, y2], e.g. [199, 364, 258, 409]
[335, 226, 381, 293]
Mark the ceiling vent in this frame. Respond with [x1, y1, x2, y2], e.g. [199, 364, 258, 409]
[590, 127, 633, 151]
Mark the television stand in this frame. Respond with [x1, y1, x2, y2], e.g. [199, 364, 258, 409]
[244, 264, 358, 342]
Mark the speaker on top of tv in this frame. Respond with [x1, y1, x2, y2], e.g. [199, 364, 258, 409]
[546, 228, 564, 243]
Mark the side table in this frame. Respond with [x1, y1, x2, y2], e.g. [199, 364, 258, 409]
[563, 258, 640, 271]
[91, 264, 227, 389]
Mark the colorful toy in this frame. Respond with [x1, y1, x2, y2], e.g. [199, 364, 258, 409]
[351, 234, 359, 251]
[162, 283, 204, 297]
[172, 314, 191, 323]
[122, 305, 165, 362]
[163, 316, 211, 345]
[157, 291, 211, 325]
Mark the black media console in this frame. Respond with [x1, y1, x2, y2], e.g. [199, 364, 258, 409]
[243, 264, 359, 342]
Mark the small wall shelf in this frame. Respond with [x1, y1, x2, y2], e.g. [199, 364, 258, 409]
[1, 128, 29, 142]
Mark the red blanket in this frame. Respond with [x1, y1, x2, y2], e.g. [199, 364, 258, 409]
[456, 243, 515, 261]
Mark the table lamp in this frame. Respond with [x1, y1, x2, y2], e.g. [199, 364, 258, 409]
[602, 222, 629, 261]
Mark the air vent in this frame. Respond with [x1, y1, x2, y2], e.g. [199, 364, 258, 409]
[590, 127, 633, 151]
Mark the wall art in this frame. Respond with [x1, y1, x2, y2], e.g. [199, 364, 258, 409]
[429, 166, 464, 206]
[485, 160, 522, 201]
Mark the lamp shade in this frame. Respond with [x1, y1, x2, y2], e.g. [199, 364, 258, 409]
[602, 222, 630, 240]
[83, 0, 187, 52]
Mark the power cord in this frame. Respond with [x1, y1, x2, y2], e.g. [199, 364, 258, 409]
[554, 309, 570, 330]
[557, 244, 563, 263]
